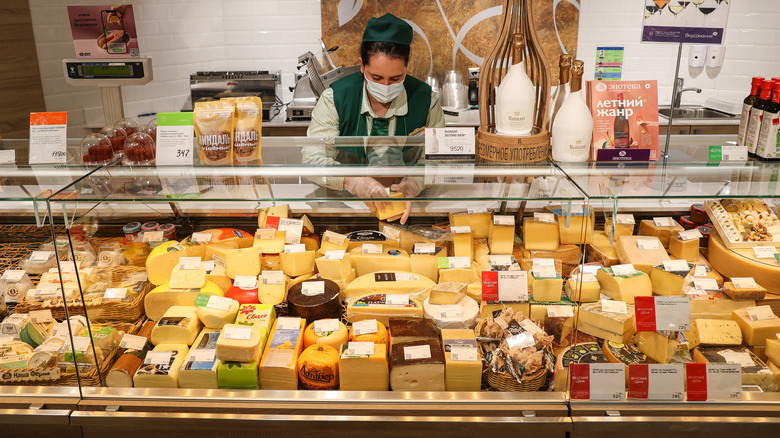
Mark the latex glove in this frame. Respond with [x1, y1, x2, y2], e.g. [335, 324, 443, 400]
[389, 178, 423, 224]
[343, 176, 390, 212]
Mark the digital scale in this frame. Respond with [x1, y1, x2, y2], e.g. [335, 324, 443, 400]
[62, 57, 153, 125]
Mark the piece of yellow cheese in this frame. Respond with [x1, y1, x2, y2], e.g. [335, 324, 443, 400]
[449, 211, 492, 239]
[348, 245, 410, 277]
[257, 271, 289, 305]
[596, 267, 652, 304]
[440, 329, 481, 391]
[258, 317, 306, 390]
[577, 302, 635, 344]
[252, 230, 286, 254]
[429, 282, 467, 305]
[685, 318, 742, 349]
[144, 281, 225, 321]
[638, 219, 684, 249]
[375, 192, 406, 221]
[564, 273, 600, 302]
[635, 331, 678, 363]
[151, 306, 203, 346]
[707, 234, 780, 294]
[732, 308, 780, 346]
[146, 241, 188, 286]
[315, 253, 353, 280]
[225, 247, 261, 279]
[489, 221, 515, 255]
[522, 217, 559, 251]
[409, 246, 446, 282]
[668, 234, 700, 262]
[615, 235, 671, 274]
[649, 264, 690, 296]
[338, 343, 389, 391]
[344, 271, 435, 302]
[279, 250, 315, 277]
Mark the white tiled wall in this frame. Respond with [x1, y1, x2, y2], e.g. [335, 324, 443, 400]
[28, 0, 780, 137]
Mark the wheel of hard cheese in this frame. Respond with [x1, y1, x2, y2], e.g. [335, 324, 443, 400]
[287, 279, 342, 322]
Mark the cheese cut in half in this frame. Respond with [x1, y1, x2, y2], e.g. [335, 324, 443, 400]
[388, 318, 439, 346]
[522, 217, 559, 251]
[389, 340, 445, 391]
[279, 250, 315, 277]
[146, 241, 188, 285]
[346, 293, 424, 326]
[178, 329, 221, 389]
[344, 271, 435, 302]
[423, 296, 480, 330]
[225, 247, 261, 279]
[576, 302, 636, 344]
[449, 211, 492, 239]
[339, 343, 389, 391]
[196, 298, 239, 329]
[635, 331, 678, 364]
[596, 267, 652, 304]
[257, 271, 289, 305]
[302, 320, 349, 350]
[440, 329, 481, 391]
[638, 219, 684, 249]
[144, 281, 225, 321]
[257, 204, 290, 228]
[615, 236, 671, 274]
[649, 264, 691, 296]
[732, 308, 780, 346]
[169, 264, 207, 289]
[685, 319, 742, 349]
[349, 245, 410, 277]
[564, 273, 600, 302]
[252, 230, 286, 254]
[258, 318, 306, 390]
[133, 344, 189, 388]
[429, 282, 467, 305]
[151, 306, 203, 346]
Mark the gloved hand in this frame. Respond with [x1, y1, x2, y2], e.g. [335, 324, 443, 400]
[389, 178, 423, 224]
[343, 176, 390, 212]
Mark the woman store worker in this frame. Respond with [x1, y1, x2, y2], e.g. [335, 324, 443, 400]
[305, 13, 445, 224]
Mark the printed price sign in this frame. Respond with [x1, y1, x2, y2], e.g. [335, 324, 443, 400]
[506, 332, 535, 349]
[352, 319, 378, 336]
[30, 310, 54, 323]
[637, 237, 661, 250]
[276, 317, 302, 331]
[653, 217, 675, 227]
[450, 346, 478, 362]
[119, 334, 148, 351]
[425, 127, 476, 160]
[481, 271, 529, 302]
[534, 212, 555, 224]
[386, 294, 409, 305]
[362, 243, 383, 254]
[324, 250, 345, 260]
[191, 232, 212, 243]
[439, 304, 463, 319]
[616, 214, 635, 225]
[189, 349, 216, 363]
[234, 275, 258, 289]
[156, 112, 195, 165]
[145, 351, 173, 366]
[746, 305, 775, 322]
[570, 363, 626, 400]
[753, 246, 777, 259]
[404, 344, 432, 360]
[301, 281, 325, 296]
[255, 229, 276, 240]
[547, 305, 574, 318]
[635, 296, 690, 331]
[323, 231, 346, 245]
[261, 271, 284, 285]
[686, 363, 742, 401]
[279, 218, 303, 244]
[348, 342, 374, 356]
[629, 364, 684, 400]
[414, 243, 436, 254]
[224, 326, 252, 340]
[678, 229, 703, 241]
[29, 112, 67, 164]
[611, 264, 636, 276]
[601, 300, 628, 314]
[178, 257, 202, 270]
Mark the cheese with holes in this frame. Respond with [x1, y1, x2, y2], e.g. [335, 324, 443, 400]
[522, 217, 559, 251]
[151, 306, 203, 346]
[169, 264, 207, 289]
[338, 343, 389, 391]
[615, 236, 671, 274]
[315, 253, 352, 280]
[530, 272, 564, 302]
[390, 340, 445, 391]
[303, 320, 348, 349]
[423, 296, 480, 330]
[722, 282, 766, 300]
[258, 317, 306, 390]
[732, 308, 780, 346]
[440, 329, 481, 391]
[429, 282, 467, 305]
[225, 247, 261, 279]
[144, 281, 225, 321]
[577, 302, 636, 344]
[545, 205, 594, 244]
[258, 271, 289, 305]
[449, 211, 491, 239]
[649, 264, 690, 296]
[346, 293, 424, 326]
[635, 331, 678, 364]
[349, 245, 410, 277]
[596, 267, 652, 304]
[686, 319, 743, 349]
[196, 298, 239, 329]
[258, 204, 290, 228]
[178, 329, 220, 389]
[252, 230, 286, 254]
[375, 191, 406, 220]
[345, 271, 435, 302]
[280, 250, 315, 277]
[565, 273, 600, 302]
[489, 221, 515, 255]
[146, 241, 188, 285]
[638, 219, 684, 249]
[668, 234, 699, 262]
[708, 234, 780, 293]
[767, 338, 780, 365]
[216, 324, 266, 362]
[409, 246, 446, 282]
[133, 344, 189, 388]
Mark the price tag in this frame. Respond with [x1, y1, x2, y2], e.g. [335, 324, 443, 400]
[493, 215, 514, 226]
[746, 305, 775, 322]
[450, 346, 478, 362]
[205, 295, 233, 311]
[276, 317, 302, 331]
[601, 300, 628, 314]
[629, 364, 685, 400]
[224, 326, 253, 340]
[284, 244, 306, 253]
[637, 238, 661, 250]
[1, 270, 26, 282]
[424, 127, 476, 160]
[580, 265, 600, 275]
[534, 212, 555, 224]
[191, 232, 212, 243]
[635, 296, 691, 331]
[497, 271, 528, 302]
[261, 271, 284, 285]
[143, 231, 164, 243]
[155, 112, 195, 165]
[324, 250, 345, 260]
[348, 341, 375, 356]
[547, 305, 574, 318]
[718, 349, 755, 367]
[0, 149, 16, 164]
[178, 257, 202, 270]
[506, 332, 536, 349]
[653, 217, 675, 227]
[386, 294, 409, 305]
[145, 351, 173, 366]
[29, 251, 53, 262]
[611, 264, 636, 276]
[29, 112, 67, 164]
[438, 257, 470, 269]
[255, 229, 276, 240]
[678, 229, 703, 241]
[30, 310, 54, 323]
[439, 304, 463, 319]
[686, 363, 742, 401]
[450, 226, 472, 234]
[103, 288, 128, 300]
[663, 260, 691, 272]
[519, 319, 544, 335]
[532, 266, 557, 278]
[234, 275, 258, 289]
[570, 363, 626, 400]
[362, 243, 383, 254]
[404, 344, 432, 360]
[278, 218, 303, 244]
[189, 348, 216, 363]
[119, 334, 148, 351]
[352, 319, 379, 336]
[202, 260, 215, 272]
[314, 319, 340, 333]
[753, 246, 777, 259]
[708, 145, 748, 162]
[490, 255, 513, 267]
[301, 281, 325, 296]
[532, 258, 555, 267]
[693, 265, 708, 277]
[394, 272, 414, 281]
[693, 278, 719, 290]
[616, 214, 635, 225]
[731, 277, 758, 289]
[467, 206, 488, 214]
[323, 230, 347, 245]
[414, 243, 436, 254]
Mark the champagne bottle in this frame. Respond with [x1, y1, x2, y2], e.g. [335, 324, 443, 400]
[756, 82, 780, 159]
[495, 34, 535, 136]
[548, 54, 572, 131]
[737, 77, 764, 146]
[746, 80, 774, 154]
[613, 92, 630, 148]
[551, 60, 593, 162]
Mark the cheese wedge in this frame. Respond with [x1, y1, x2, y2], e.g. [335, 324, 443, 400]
[375, 192, 406, 220]
[529, 272, 564, 302]
[225, 247, 261, 279]
[596, 267, 652, 304]
[638, 219, 684, 249]
[685, 319, 742, 349]
[449, 211, 492, 239]
[257, 271, 289, 305]
[252, 230, 286, 254]
[429, 282, 467, 305]
[564, 273, 601, 302]
[767, 338, 780, 365]
[169, 264, 207, 289]
[146, 241, 188, 285]
[577, 302, 636, 344]
[615, 236, 671, 274]
[649, 264, 690, 296]
[279, 250, 315, 277]
[635, 331, 678, 363]
[522, 217, 559, 251]
[196, 298, 239, 329]
[205, 241, 239, 261]
[144, 281, 225, 321]
[668, 234, 700, 262]
[258, 204, 290, 228]
[320, 230, 350, 253]
[315, 253, 353, 280]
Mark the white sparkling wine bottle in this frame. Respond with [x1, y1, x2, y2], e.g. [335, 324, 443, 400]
[495, 34, 535, 136]
[548, 54, 572, 131]
[551, 60, 592, 162]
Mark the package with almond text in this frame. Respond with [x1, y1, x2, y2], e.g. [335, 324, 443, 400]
[222, 96, 262, 164]
[194, 100, 235, 165]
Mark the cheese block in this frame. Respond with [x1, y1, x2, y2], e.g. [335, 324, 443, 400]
[204, 241, 239, 261]
[178, 329, 221, 389]
[409, 246, 447, 282]
[345, 230, 396, 251]
[440, 329, 481, 391]
[638, 219, 684, 249]
[348, 245, 410, 277]
[287, 279, 341, 321]
[375, 191, 406, 220]
[545, 205, 595, 245]
[604, 220, 634, 239]
[707, 234, 780, 294]
[258, 317, 306, 390]
[196, 298, 240, 329]
[320, 230, 350, 253]
[423, 296, 480, 330]
[615, 236, 671, 274]
[216, 324, 265, 362]
[564, 273, 600, 302]
[438, 267, 477, 284]
[252, 230, 286, 254]
[522, 217, 559, 251]
[349, 320, 389, 344]
[151, 306, 203, 346]
[635, 331, 678, 363]
[205, 263, 232, 293]
[686, 319, 743, 349]
[690, 297, 756, 321]
[146, 241, 188, 285]
[586, 238, 620, 267]
[258, 271, 289, 305]
[133, 344, 189, 388]
[303, 319, 349, 349]
[106, 320, 155, 387]
[217, 358, 260, 389]
[546, 311, 575, 344]
[388, 318, 438, 345]
[234, 303, 276, 338]
[345, 271, 435, 302]
[519, 244, 582, 277]
[577, 302, 636, 344]
[668, 234, 700, 262]
[169, 264, 208, 289]
[529, 272, 564, 302]
[723, 281, 767, 301]
[449, 211, 492, 239]
[596, 267, 652, 304]
[258, 204, 290, 228]
[649, 263, 691, 296]
[315, 253, 352, 280]
[489, 220, 516, 255]
[390, 339, 445, 391]
[479, 302, 530, 320]
[693, 346, 775, 391]
[767, 338, 780, 365]
[339, 343, 389, 391]
[301, 235, 320, 252]
[225, 247, 261, 279]
[732, 308, 780, 346]
[768, 360, 780, 389]
[553, 342, 607, 391]
[144, 281, 225, 321]
[429, 282, 467, 305]
[279, 250, 315, 277]
[331, 268, 356, 294]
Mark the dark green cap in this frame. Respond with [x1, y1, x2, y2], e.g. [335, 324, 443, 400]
[362, 13, 413, 46]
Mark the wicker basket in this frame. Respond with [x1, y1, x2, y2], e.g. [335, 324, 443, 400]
[475, 318, 550, 391]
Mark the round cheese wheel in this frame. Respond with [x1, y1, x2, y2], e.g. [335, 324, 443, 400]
[422, 295, 480, 330]
[226, 285, 260, 304]
[287, 279, 341, 321]
[348, 320, 388, 344]
[303, 320, 348, 349]
[297, 344, 339, 390]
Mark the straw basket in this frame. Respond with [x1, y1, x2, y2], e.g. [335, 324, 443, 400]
[475, 318, 550, 391]
[476, 0, 551, 163]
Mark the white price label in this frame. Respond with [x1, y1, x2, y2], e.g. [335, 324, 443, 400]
[490, 255, 513, 267]
[532, 258, 555, 267]
[753, 246, 777, 259]
[119, 334, 147, 351]
[352, 319, 379, 336]
[362, 243, 383, 254]
[103, 288, 128, 300]
[394, 272, 414, 281]
[547, 305, 574, 318]
[279, 218, 303, 244]
[324, 250, 345, 260]
[647, 364, 685, 401]
[255, 229, 276, 240]
[590, 363, 626, 400]
[654, 296, 691, 331]
[301, 281, 325, 296]
[580, 265, 600, 275]
[1, 270, 25, 282]
[386, 294, 409, 305]
[224, 326, 253, 340]
[616, 214, 635, 225]
[443, 257, 471, 269]
[261, 271, 284, 285]
[191, 232, 212, 243]
[404, 344, 432, 360]
[718, 350, 754, 367]
[178, 257, 202, 270]
[602, 300, 628, 314]
[414, 243, 436, 254]
[693, 278, 719, 290]
[30, 309, 54, 323]
[506, 332, 535, 349]
[323, 230, 347, 246]
[439, 304, 464, 319]
[493, 215, 514, 226]
[348, 341, 375, 356]
[314, 319, 340, 334]
[202, 260, 215, 272]
[234, 275, 258, 289]
[746, 305, 775, 322]
[276, 317, 302, 331]
[653, 217, 675, 227]
[189, 348, 216, 363]
[534, 212, 555, 224]
[284, 244, 305, 253]
[637, 238, 661, 250]
[29, 251, 53, 262]
[450, 346, 478, 362]
[519, 319, 544, 335]
[206, 295, 233, 311]
[498, 271, 528, 302]
[706, 364, 742, 400]
[143, 231, 164, 242]
[678, 229, 703, 241]
[731, 277, 758, 290]
[145, 351, 173, 365]
[693, 265, 708, 277]
[0, 149, 16, 164]
[611, 264, 636, 276]
[663, 260, 691, 272]
[532, 266, 557, 278]
[467, 206, 488, 214]
[450, 226, 472, 234]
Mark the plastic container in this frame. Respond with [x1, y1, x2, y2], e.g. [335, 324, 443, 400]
[679, 215, 695, 230]
[123, 222, 142, 243]
[158, 223, 176, 240]
[690, 203, 708, 225]
[142, 118, 157, 142]
[100, 126, 127, 157]
[80, 133, 114, 164]
[122, 132, 156, 165]
[114, 118, 139, 137]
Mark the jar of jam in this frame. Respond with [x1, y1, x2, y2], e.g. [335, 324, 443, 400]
[80, 133, 114, 164]
[122, 222, 142, 243]
[697, 225, 712, 248]
[158, 223, 176, 240]
[114, 118, 139, 137]
[141, 222, 160, 233]
[123, 132, 156, 165]
[100, 125, 127, 157]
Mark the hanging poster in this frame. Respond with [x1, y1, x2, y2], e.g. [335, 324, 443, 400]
[641, 0, 730, 44]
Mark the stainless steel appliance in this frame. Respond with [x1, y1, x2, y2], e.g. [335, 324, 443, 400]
[189, 71, 282, 121]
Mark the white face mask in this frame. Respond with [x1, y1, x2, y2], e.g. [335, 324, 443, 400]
[364, 74, 405, 103]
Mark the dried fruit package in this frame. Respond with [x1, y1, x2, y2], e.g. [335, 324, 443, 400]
[222, 96, 263, 165]
[194, 100, 235, 165]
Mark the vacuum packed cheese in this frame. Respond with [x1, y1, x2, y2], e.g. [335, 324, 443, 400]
[151, 306, 203, 346]
[225, 247, 261, 279]
[440, 329, 481, 391]
[287, 279, 342, 321]
[577, 302, 636, 344]
[596, 267, 652, 304]
[635, 331, 678, 363]
[234, 303, 276, 342]
[346, 293, 425, 326]
[339, 343, 389, 391]
[686, 318, 743, 349]
[297, 344, 340, 389]
[133, 344, 189, 388]
[144, 281, 225, 321]
[345, 271, 435, 302]
[178, 329, 221, 389]
[196, 298, 239, 329]
[638, 219, 684, 248]
[302, 319, 349, 350]
[693, 346, 775, 391]
[707, 234, 780, 293]
[615, 236, 671, 274]
[217, 359, 259, 390]
[349, 245, 410, 277]
[732, 308, 780, 346]
[390, 339, 445, 391]
[345, 230, 397, 251]
[258, 317, 306, 390]
[522, 217, 559, 251]
[602, 340, 647, 370]
[449, 210, 492, 239]
[216, 324, 266, 362]
[422, 296, 480, 330]
[146, 241, 188, 285]
[722, 281, 767, 301]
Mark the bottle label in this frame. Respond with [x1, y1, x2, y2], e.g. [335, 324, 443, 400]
[757, 115, 780, 158]
[737, 103, 752, 145]
[746, 109, 764, 152]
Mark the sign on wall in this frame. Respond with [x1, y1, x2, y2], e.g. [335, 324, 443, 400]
[641, 0, 730, 44]
[67, 4, 140, 58]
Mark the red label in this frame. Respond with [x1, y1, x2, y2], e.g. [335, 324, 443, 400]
[481, 271, 498, 301]
[265, 216, 280, 230]
[628, 364, 649, 399]
[686, 363, 708, 401]
[569, 363, 591, 400]
[634, 296, 657, 331]
[773, 118, 779, 126]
